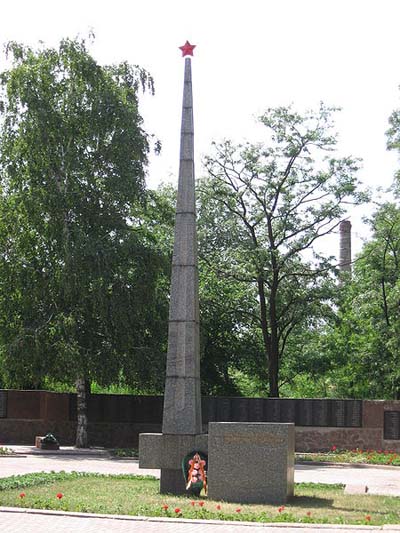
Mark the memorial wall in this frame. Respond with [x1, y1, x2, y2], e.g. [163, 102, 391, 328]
[0, 390, 399, 451]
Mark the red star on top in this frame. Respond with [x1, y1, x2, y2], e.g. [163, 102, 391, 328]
[179, 40, 196, 57]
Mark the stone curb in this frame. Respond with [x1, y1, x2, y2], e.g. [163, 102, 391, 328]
[6, 448, 137, 460]
[107, 455, 138, 461]
[13, 452, 111, 458]
[7, 446, 111, 458]
[0, 506, 386, 530]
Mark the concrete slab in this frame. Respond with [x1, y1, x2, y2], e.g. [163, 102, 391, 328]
[344, 484, 368, 494]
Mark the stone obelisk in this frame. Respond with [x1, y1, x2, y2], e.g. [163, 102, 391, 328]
[162, 44, 201, 436]
[139, 41, 207, 495]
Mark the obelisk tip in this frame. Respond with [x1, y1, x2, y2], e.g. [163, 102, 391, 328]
[179, 41, 196, 57]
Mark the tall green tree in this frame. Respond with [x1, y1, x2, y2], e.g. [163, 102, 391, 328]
[324, 203, 400, 399]
[199, 105, 367, 397]
[0, 38, 167, 445]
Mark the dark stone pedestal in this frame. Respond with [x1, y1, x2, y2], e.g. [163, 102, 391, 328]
[160, 469, 187, 494]
[139, 432, 208, 495]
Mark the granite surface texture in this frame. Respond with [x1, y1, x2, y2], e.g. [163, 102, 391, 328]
[161, 56, 201, 439]
[207, 422, 295, 504]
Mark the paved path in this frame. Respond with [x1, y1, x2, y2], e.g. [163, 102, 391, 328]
[1, 507, 399, 533]
[0, 451, 159, 479]
[0, 447, 399, 532]
[295, 463, 400, 497]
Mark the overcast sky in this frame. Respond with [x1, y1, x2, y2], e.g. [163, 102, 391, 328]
[1, 0, 400, 255]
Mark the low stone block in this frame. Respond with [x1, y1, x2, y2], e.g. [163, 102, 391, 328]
[207, 422, 294, 504]
[344, 484, 368, 494]
[138, 433, 163, 469]
[139, 432, 208, 470]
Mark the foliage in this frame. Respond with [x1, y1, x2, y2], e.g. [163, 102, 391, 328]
[0, 446, 13, 455]
[322, 203, 400, 399]
[199, 104, 367, 396]
[297, 448, 400, 466]
[0, 471, 97, 491]
[0, 37, 168, 395]
[198, 260, 265, 395]
[109, 448, 138, 458]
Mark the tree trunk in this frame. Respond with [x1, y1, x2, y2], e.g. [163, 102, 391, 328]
[75, 376, 90, 448]
[257, 277, 276, 396]
[268, 279, 280, 398]
[268, 341, 279, 397]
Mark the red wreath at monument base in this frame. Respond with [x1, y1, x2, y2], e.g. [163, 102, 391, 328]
[182, 451, 207, 496]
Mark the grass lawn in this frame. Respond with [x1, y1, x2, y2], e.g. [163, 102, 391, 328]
[0, 472, 399, 526]
[297, 448, 400, 466]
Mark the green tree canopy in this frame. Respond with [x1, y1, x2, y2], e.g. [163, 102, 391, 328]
[322, 203, 400, 399]
[0, 38, 168, 444]
[199, 104, 368, 396]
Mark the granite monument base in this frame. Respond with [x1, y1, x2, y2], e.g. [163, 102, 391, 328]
[139, 432, 208, 494]
[207, 422, 294, 504]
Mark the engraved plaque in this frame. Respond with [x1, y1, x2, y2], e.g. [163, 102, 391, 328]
[231, 398, 249, 422]
[266, 399, 280, 422]
[251, 398, 265, 422]
[203, 397, 218, 423]
[69, 393, 77, 421]
[134, 396, 163, 423]
[0, 390, 7, 418]
[312, 400, 329, 427]
[280, 399, 296, 422]
[103, 394, 121, 422]
[296, 399, 313, 426]
[331, 400, 346, 427]
[345, 400, 362, 427]
[384, 411, 400, 440]
[88, 394, 105, 422]
[116, 395, 134, 423]
[217, 397, 231, 421]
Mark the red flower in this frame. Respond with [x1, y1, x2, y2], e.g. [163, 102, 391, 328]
[216, 504, 221, 510]
[236, 508, 241, 513]
[307, 511, 312, 516]
[365, 515, 371, 522]
[174, 508, 181, 514]
[56, 493, 63, 500]
[331, 445, 337, 452]
[278, 506, 285, 513]
[19, 492, 26, 499]
[162, 504, 169, 510]
[199, 501, 205, 507]
[190, 501, 196, 506]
